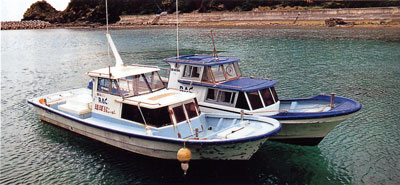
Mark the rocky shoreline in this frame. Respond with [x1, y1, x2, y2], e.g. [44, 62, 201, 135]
[4, 20, 399, 31]
[4, 6, 399, 30]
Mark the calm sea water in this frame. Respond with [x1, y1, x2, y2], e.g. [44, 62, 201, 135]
[1, 28, 399, 184]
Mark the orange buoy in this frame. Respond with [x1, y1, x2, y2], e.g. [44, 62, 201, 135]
[177, 147, 192, 175]
[177, 147, 192, 162]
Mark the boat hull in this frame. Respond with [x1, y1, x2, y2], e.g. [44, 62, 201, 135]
[199, 94, 361, 145]
[268, 95, 361, 145]
[32, 106, 267, 160]
[269, 114, 352, 145]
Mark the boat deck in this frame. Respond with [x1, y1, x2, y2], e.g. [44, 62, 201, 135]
[272, 94, 362, 119]
[28, 88, 280, 144]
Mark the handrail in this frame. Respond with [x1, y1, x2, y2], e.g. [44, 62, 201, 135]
[87, 71, 112, 77]
[115, 98, 162, 106]
[166, 55, 239, 64]
[129, 63, 166, 70]
[179, 79, 244, 90]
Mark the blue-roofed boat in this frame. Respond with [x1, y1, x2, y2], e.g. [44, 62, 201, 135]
[27, 33, 281, 169]
[163, 54, 362, 145]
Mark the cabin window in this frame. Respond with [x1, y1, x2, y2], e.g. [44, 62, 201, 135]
[144, 72, 165, 92]
[194, 98, 200, 113]
[121, 104, 172, 127]
[247, 91, 263, 110]
[138, 74, 151, 94]
[211, 65, 226, 82]
[206, 89, 236, 107]
[218, 91, 235, 104]
[182, 65, 201, 80]
[173, 105, 186, 123]
[97, 78, 119, 95]
[260, 88, 274, 106]
[201, 66, 213, 82]
[98, 78, 110, 92]
[117, 74, 157, 97]
[271, 87, 279, 102]
[234, 63, 242, 77]
[206, 89, 216, 100]
[225, 63, 237, 79]
[185, 102, 198, 119]
[230, 93, 236, 104]
[117, 79, 133, 96]
[235, 92, 250, 110]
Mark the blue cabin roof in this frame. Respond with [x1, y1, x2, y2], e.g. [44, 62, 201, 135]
[179, 77, 276, 92]
[163, 54, 239, 66]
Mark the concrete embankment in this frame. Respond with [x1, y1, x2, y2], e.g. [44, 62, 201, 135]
[1, 20, 51, 30]
[117, 7, 400, 27]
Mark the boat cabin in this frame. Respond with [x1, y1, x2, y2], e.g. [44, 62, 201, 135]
[163, 55, 280, 115]
[87, 65, 201, 129]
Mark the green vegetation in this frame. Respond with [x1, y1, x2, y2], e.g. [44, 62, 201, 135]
[23, 0, 400, 24]
[22, 1, 59, 22]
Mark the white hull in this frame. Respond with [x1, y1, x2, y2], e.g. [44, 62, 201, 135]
[200, 105, 352, 142]
[271, 114, 352, 139]
[33, 106, 267, 160]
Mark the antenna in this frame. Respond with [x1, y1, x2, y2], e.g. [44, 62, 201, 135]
[210, 29, 218, 60]
[106, 0, 111, 77]
[105, 0, 109, 34]
[176, 0, 179, 60]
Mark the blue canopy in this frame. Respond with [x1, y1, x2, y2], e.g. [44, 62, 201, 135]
[179, 77, 276, 92]
[163, 54, 240, 66]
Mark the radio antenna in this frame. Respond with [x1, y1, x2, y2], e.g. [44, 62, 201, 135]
[106, 0, 111, 77]
[176, 0, 180, 60]
[210, 29, 218, 60]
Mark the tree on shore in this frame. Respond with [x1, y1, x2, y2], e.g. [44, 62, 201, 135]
[23, 0, 400, 24]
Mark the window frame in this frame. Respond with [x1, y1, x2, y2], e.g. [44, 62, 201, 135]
[143, 71, 165, 93]
[116, 72, 166, 98]
[170, 100, 200, 124]
[233, 62, 242, 77]
[97, 78, 120, 96]
[205, 88, 237, 107]
[181, 65, 203, 81]
[121, 103, 173, 128]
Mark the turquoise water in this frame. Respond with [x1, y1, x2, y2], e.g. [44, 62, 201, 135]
[1, 28, 399, 184]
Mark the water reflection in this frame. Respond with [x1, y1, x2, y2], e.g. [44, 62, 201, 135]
[1, 28, 400, 184]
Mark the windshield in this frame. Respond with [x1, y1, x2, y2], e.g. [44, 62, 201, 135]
[117, 72, 165, 97]
[209, 63, 240, 82]
[171, 100, 200, 123]
[144, 72, 165, 92]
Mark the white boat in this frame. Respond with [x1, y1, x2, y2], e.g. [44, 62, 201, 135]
[163, 54, 361, 145]
[27, 33, 281, 163]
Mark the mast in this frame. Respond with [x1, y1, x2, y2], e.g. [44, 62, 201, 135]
[176, 0, 179, 60]
[105, 0, 124, 68]
[106, 0, 111, 76]
[210, 29, 218, 60]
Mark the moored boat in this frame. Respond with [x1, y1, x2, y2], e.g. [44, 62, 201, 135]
[163, 54, 361, 145]
[27, 34, 281, 165]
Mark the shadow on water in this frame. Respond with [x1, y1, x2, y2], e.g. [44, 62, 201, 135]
[36, 120, 340, 184]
